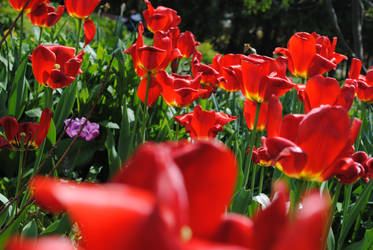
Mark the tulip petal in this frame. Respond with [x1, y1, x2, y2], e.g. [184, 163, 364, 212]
[84, 18, 96, 47]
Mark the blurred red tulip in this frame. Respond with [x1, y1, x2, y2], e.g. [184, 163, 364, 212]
[253, 105, 365, 183]
[274, 32, 347, 79]
[16, 140, 242, 249]
[0, 108, 51, 151]
[233, 54, 294, 103]
[297, 75, 355, 113]
[64, 0, 101, 19]
[174, 105, 237, 139]
[30, 44, 84, 89]
[9, 0, 45, 12]
[6, 236, 75, 250]
[157, 71, 207, 107]
[27, 2, 64, 27]
[143, 0, 181, 33]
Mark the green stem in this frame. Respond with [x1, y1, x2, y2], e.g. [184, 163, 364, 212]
[331, 181, 342, 218]
[258, 167, 265, 194]
[38, 27, 43, 44]
[14, 150, 25, 214]
[142, 71, 152, 142]
[18, 13, 24, 64]
[243, 102, 261, 190]
[75, 18, 83, 52]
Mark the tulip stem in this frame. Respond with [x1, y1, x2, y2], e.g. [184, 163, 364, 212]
[142, 71, 152, 142]
[331, 181, 342, 218]
[258, 167, 265, 194]
[14, 142, 25, 215]
[75, 18, 83, 52]
[243, 102, 261, 190]
[38, 27, 43, 44]
[18, 12, 24, 64]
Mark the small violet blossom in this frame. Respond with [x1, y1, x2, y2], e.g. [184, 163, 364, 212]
[64, 117, 99, 141]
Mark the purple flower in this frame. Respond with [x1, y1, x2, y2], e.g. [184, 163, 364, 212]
[64, 117, 100, 141]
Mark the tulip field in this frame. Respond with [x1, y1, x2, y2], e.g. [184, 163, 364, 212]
[1, 0, 373, 249]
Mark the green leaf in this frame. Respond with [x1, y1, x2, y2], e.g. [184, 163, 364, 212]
[47, 118, 56, 145]
[53, 83, 77, 133]
[41, 213, 71, 236]
[8, 57, 28, 119]
[361, 228, 373, 250]
[327, 227, 335, 250]
[338, 181, 373, 250]
[21, 219, 38, 238]
[231, 188, 252, 215]
[118, 101, 131, 162]
[25, 108, 42, 118]
[105, 129, 121, 177]
[0, 193, 12, 228]
[0, 204, 30, 249]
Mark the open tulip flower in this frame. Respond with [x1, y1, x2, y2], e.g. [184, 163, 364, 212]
[252, 105, 366, 183]
[274, 32, 347, 79]
[177, 31, 200, 59]
[124, 22, 181, 106]
[345, 58, 373, 103]
[27, 2, 64, 28]
[143, 0, 181, 33]
[9, 0, 46, 12]
[0, 108, 52, 151]
[157, 71, 207, 107]
[233, 54, 294, 103]
[174, 105, 237, 139]
[191, 56, 220, 99]
[212, 54, 243, 92]
[64, 0, 101, 19]
[30, 44, 84, 89]
[297, 75, 355, 113]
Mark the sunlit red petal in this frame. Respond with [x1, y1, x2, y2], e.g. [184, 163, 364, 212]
[84, 18, 96, 47]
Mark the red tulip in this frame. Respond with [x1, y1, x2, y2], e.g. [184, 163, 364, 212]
[16, 140, 242, 249]
[124, 23, 181, 106]
[30, 44, 84, 89]
[83, 17, 96, 47]
[9, 0, 45, 12]
[248, 181, 331, 250]
[26, 2, 64, 27]
[212, 54, 243, 92]
[274, 32, 347, 79]
[125, 22, 181, 77]
[0, 108, 52, 151]
[192, 57, 220, 99]
[174, 105, 237, 139]
[345, 58, 373, 102]
[143, 0, 181, 33]
[233, 54, 294, 103]
[177, 31, 199, 58]
[157, 71, 207, 107]
[253, 105, 365, 183]
[297, 75, 355, 113]
[64, 0, 101, 19]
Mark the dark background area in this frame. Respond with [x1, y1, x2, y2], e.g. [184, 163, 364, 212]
[52, 0, 373, 66]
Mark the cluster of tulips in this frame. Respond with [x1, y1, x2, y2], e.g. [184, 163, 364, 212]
[1, 0, 373, 249]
